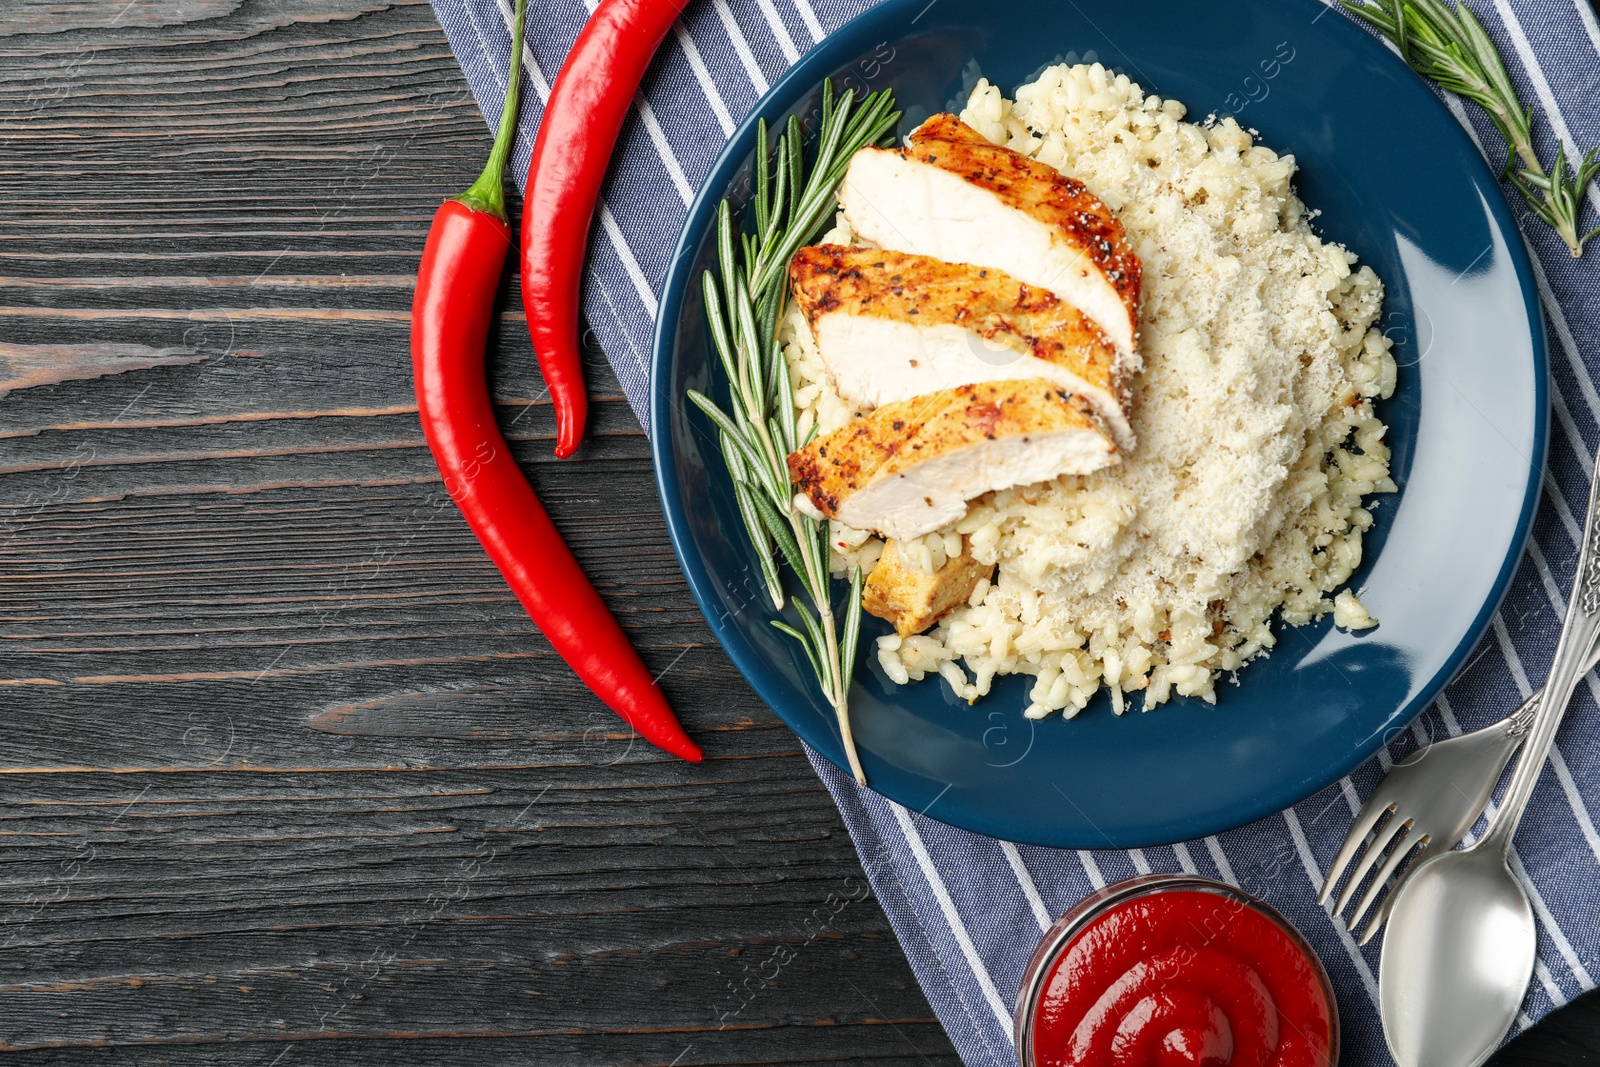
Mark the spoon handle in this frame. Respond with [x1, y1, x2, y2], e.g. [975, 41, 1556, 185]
[1484, 460, 1600, 854]
[1502, 628, 1600, 738]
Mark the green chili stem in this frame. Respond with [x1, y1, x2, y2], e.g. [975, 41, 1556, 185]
[457, 0, 529, 222]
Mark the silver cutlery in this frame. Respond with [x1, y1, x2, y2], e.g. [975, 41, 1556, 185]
[1318, 635, 1600, 944]
[1376, 464, 1600, 1067]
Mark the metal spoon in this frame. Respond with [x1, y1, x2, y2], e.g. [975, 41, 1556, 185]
[1319, 628, 1600, 946]
[1379, 470, 1600, 1067]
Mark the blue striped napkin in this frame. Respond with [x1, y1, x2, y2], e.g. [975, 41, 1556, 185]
[428, 0, 1600, 1061]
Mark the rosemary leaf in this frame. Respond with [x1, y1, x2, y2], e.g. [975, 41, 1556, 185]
[1341, 0, 1597, 256]
[774, 344, 798, 455]
[790, 601, 833, 689]
[786, 114, 805, 227]
[770, 134, 791, 238]
[754, 117, 772, 235]
[764, 336, 785, 407]
[734, 479, 785, 609]
[815, 504, 832, 599]
[742, 231, 761, 278]
[813, 88, 853, 173]
[716, 202, 739, 311]
[686, 390, 772, 495]
[758, 294, 781, 366]
[772, 619, 823, 680]
[693, 79, 896, 785]
[766, 416, 787, 466]
[721, 427, 749, 483]
[840, 566, 864, 684]
[701, 272, 740, 387]
[749, 488, 814, 596]
[726, 266, 767, 417]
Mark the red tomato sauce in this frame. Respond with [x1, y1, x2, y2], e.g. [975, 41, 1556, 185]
[1029, 889, 1334, 1067]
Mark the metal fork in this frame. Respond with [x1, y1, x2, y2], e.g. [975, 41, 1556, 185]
[1318, 635, 1600, 945]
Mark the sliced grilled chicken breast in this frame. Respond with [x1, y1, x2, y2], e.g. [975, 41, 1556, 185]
[787, 380, 1117, 541]
[790, 244, 1132, 449]
[840, 113, 1142, 361]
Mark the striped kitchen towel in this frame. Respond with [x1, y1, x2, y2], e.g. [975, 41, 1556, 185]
[428, 0, 1600, 1062]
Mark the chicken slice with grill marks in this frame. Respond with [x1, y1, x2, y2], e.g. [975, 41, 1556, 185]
[789, 244, 1132, 450]
[787, 379, 1118, 541]
[840, 113, 1142, 364]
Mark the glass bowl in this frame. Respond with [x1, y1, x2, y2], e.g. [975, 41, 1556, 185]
[1013, 874, 1339, 1066]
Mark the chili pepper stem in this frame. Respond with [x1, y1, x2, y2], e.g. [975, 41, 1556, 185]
[455, 0, 529, 224]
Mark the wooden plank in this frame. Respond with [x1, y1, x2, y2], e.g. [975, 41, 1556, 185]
[0, 771, 944, 1057]
[0, 1, 1591, 1064]
[0, 3, 962, 1062]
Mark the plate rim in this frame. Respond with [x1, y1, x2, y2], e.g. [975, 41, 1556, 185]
[649, 0, 1550, 846]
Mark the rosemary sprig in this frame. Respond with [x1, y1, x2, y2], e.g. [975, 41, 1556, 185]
[1341, 0, 1599, 257]
[688, 80, 899, 786]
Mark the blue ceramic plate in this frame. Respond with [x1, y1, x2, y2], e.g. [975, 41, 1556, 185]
[651, 0, 1547, 847]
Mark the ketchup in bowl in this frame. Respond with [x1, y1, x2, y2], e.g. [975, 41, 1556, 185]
[1014, 875, 1336, 1067]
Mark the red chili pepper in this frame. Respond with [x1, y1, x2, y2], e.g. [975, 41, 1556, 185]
[522, 0, 684, 459]
[411, 0, 701, 764]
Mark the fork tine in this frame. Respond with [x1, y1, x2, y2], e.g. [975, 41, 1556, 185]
[1357, 900, 1392, 947]
[1318, 799, 1396, 904]
[1356, 840, 1437, 946]
[1345, 831, 1431, 937]
[1333, 815, 1410, 916]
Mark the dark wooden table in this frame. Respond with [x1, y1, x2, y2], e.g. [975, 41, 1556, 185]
[0, 2, 1595, 1064]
